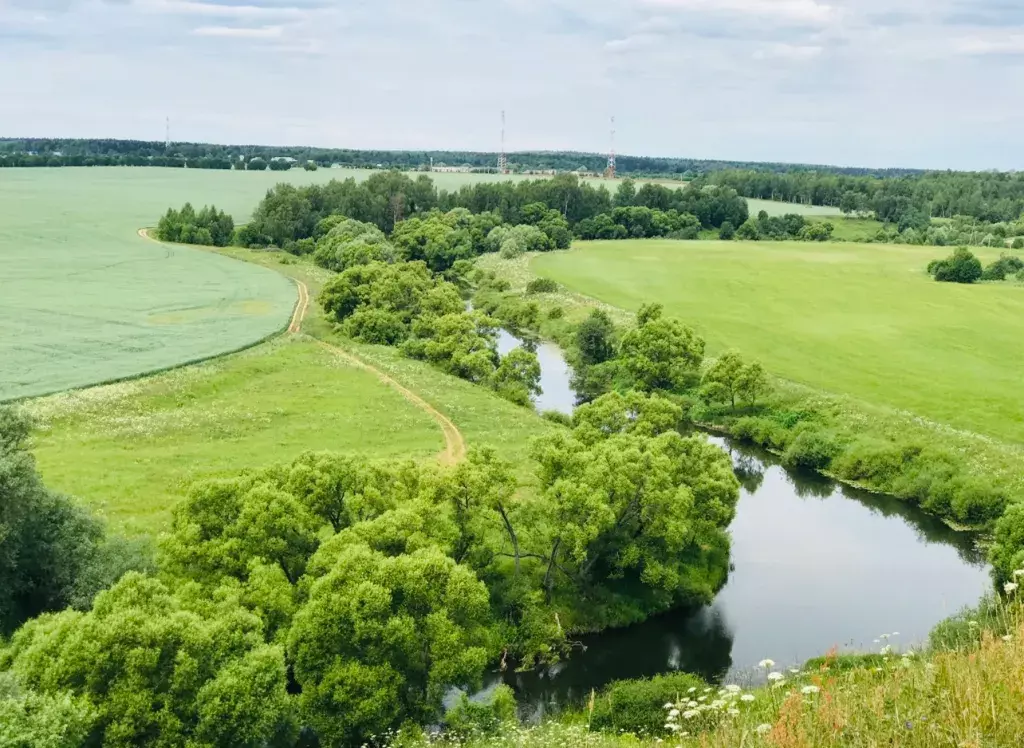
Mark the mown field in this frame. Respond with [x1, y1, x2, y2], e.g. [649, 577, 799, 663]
[746, 197, 842, 217]
[532, 240, 1024, 444]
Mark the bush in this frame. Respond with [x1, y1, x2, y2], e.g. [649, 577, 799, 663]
[590, 672, 708, 736]
[1013, 237, 1024, 249]
[547, 306, 564, 320]
[718, 221, 735, 240]
[540, 410, 572, 427]
[732, 416, 790, 451]
[444, 685, 517, 738]
[781, 429, 840, 471]
[525, 278, 559, 294]
[929, 247, 982, 283]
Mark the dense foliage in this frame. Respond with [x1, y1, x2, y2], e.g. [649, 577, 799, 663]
[706, 168, 1024, 224]
[319, 260, 541, 405]
[0, 407, 150, 635]
[927, 247, 983, 284]
[156, 203, 234, 246]
[733, 211, 833, 242]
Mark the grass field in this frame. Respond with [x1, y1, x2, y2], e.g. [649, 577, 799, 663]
[532, 240, 1024, 444]
[746, 197, 842, 217]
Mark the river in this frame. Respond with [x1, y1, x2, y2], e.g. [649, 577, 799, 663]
[490, 328, 989, 714]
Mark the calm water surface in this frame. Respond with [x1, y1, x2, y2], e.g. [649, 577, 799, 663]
[491, 329, 989, 712]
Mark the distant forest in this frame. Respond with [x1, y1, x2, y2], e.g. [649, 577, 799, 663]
[0, 137, 921, 178]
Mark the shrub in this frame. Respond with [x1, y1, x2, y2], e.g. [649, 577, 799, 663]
[343, 308, 409, 345]
[929, 247, 982, 283]
[718, 221, 735, 240]
[589, 671, 708, 736]
[547, 306, 564, 320]
[781, 428, 840, 471]
[444, 685, 517, 738]
[731, 416, 790, 451]
[1013, 237, 1024, 249]
[831, 438, 917, 485]
[525, 278, 559, 294]
[540, 410, 572, 427]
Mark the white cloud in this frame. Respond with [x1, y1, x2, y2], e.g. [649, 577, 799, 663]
[955, 34, 1024, 55]
[192, 24, 285, 38]
[642, 0, 835, 24]
[754, 43, 824, 60]
[139, 1, 307, 20]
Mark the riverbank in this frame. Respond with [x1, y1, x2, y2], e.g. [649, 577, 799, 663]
[475, 252, 1022, 545]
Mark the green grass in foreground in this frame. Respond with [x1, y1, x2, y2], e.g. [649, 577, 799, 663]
[26, 338, 445, 535]
[531, 240, 1024, 445]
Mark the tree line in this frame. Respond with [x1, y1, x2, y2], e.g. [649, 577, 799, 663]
[704, 169, 1024, 224]
[0, 137, 926, 177]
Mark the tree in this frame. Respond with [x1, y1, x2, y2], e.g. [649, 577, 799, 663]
[402, 311, 500, 383]
[288, 544, 494, 747]
[490, 348, 542, 407]
[718, 221, 735, 240]
[618, 306, 705, 393]
[0, 574, 296, 748]
[162, 475, 321, 585]
[929, 246, 983, 284]
[614, 179, 637, 208]
[303, 161, 318, 171]
[531, 423, 739, 605]
[312, 218, 396, 272]
[574, 309, 617, 367]
[571, 390, 684, 440]
[736, 361, 770, 407]
[701, 351, 744, 409]
[0, 676, 95, 748]
[246, 157, 267, 171]
[0, 407, 108, 635]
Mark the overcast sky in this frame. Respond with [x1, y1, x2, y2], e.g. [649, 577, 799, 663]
[3, 0, 1023, 169]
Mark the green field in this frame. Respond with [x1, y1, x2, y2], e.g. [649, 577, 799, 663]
[533, 240, 1024, 444]
[746, 197, 842, 217]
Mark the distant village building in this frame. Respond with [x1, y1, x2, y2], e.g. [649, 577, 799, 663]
[431, 164, 473, 173]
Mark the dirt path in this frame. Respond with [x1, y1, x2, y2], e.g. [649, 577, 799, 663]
[288, 279, 465, 466]
[137, 228, 465, 465]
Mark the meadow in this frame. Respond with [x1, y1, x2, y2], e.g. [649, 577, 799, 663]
[532, 239, 1024, 444]
[25, 242, 554, 536]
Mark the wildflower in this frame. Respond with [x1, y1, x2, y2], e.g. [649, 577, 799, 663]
[766, 671, 784, 681]
[801, 685, 820, 695]
[663, 702, 673, 709]
[683, 710, 699, 720]
[788, 668, 801, 674]
[741, 694, 756, 702]
[703, 687, 713, 693]
[771, 679, 787, 689]
[687, 701, 698, 708]
[1004, 582, 1018, 594]
[687, 687, 697, 694]
[698, 696, 707, 702]
[892, 632, 900, 636]
[755, 723, 772, 736]
[1013, 569, 1024, 578]
[727, 708, 740, 717]
[1002, 634, 1013, 642]
[668, 709, 680, 718]
[725, 684, 741, 694]
[758, 658, 775, 669]
[969, 620, 978, 627]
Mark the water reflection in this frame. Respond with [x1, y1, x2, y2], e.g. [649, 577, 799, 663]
[487, 326, 989, 713]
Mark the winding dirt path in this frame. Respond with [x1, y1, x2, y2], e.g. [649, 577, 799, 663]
[288, 279, 465, 466]
[138, 227, 464, 465]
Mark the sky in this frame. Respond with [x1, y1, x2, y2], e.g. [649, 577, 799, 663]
[2, 0, 1023, 170]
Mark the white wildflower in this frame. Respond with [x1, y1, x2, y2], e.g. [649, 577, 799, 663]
[758, 659, 775, 669]
[771, 679, 788, 689]
[1013, 569, 1024, 578]
[755, 723, 772, 736]
[767, 671, 784, 681]
[801, 685, 820, 695]
[1004, 582, 1018, 594]
[725, 684, 741, 694]
[687, 701, 698, 708]
[741, 694, 756, 702]
[789, 668, 801, 674]
[687, 687, 697, 694]
[727, 708, 740, 716]
[1003, 634, 1013, 642]
[668, 709, 679, 718]
[697, 696, 707, 702]
[683, 709, 699, 720]
[663, 702, 673, 709]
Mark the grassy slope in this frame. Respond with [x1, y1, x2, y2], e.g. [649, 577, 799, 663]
[746, 197, 842, 217]
[531, 240, 1024, 445]
[28, 242, 554, 536]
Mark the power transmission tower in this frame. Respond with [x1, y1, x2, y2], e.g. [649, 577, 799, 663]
[605, 116, 616, 179]
[498, 110, 508, 174]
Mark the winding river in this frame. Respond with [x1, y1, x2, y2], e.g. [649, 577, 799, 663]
[489, 328, 989, 715]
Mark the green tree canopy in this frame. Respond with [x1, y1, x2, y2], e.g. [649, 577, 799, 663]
[0, 573, 295, 748]
[288, 544, 494, 746]
[618, 305, 705, 392]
